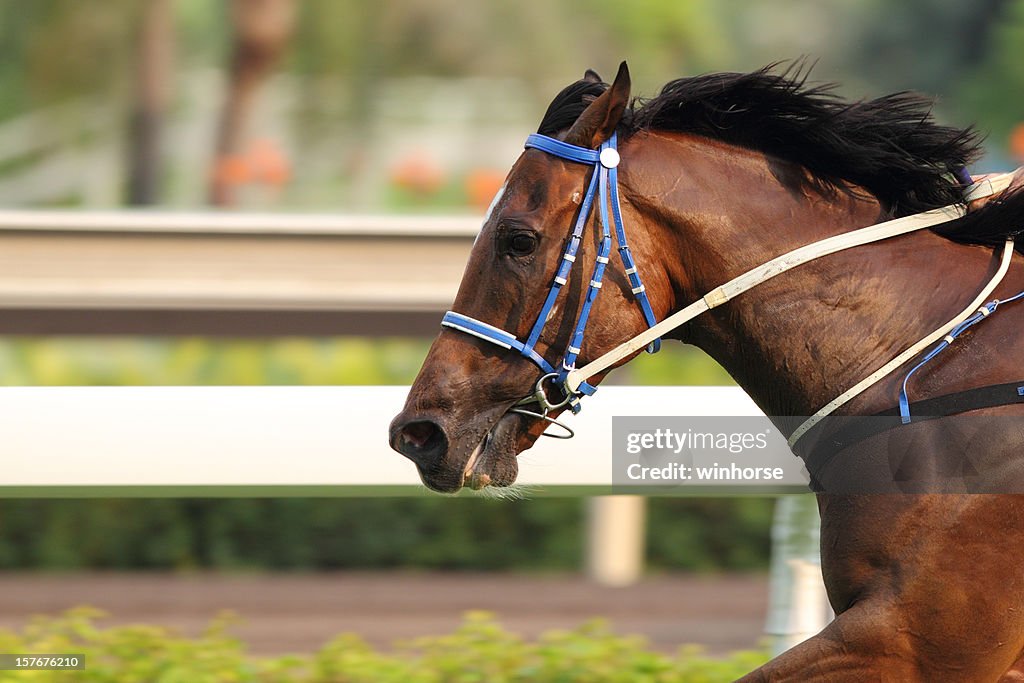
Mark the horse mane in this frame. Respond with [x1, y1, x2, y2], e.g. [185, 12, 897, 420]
[539, 64, 1022, 253]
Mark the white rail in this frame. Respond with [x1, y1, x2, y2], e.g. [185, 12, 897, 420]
[0, 211, 482, 333]
[0, 385, 781, 490]
[0, 209, 482, 237]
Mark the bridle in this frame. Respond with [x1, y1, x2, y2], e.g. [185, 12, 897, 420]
[441, 132, 662, 437]
[441, 131, 1017, 444]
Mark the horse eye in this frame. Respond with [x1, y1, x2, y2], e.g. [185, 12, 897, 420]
[508, 232, 538, 256]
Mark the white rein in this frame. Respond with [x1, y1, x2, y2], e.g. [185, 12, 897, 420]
[561, 173, 1018, 445]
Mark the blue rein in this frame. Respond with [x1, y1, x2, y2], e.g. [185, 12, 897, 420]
[441, 132, 660, 419]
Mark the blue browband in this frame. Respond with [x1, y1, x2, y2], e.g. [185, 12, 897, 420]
[441, 132, 660, 417]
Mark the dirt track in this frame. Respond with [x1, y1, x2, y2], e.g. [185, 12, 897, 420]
[0, 572, 768, 655]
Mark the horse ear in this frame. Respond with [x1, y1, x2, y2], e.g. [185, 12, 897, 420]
[564, 62, 630, 149]
[583, 69, 602, 83]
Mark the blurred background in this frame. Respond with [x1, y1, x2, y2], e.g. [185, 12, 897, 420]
[0, 0, 1022, 674]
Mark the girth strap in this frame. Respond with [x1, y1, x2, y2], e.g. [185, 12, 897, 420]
[798, 380, 1024, 478]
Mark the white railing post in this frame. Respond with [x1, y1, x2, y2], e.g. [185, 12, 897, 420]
[585, 495, 647, 586]
[765, 494, 833, 655]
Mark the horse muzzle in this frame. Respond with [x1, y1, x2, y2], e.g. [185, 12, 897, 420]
[389, 405, 523, 493]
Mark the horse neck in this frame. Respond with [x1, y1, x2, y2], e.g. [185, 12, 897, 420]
[624, 131, 995, 417]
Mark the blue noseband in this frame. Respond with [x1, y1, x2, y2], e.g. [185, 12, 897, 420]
[441, 132, 660, 419]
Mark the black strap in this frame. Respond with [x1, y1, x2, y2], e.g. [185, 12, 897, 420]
[800, 381, 1024, 479]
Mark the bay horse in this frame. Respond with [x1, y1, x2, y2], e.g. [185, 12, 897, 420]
[389, 62, 1024, 680]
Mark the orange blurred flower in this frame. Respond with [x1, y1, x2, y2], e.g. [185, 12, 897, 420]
[465, 168, 506, 210]
[1010, 123, 1024, 163]
[212, 138, 291, 189]
[391, 152, 445, 195]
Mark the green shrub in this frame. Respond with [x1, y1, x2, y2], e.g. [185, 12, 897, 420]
[0, 609, 769, 683]
[0, 498, 773, 572]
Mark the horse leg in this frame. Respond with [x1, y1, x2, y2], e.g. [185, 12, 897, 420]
[740, 603, 1024, 682]
[739, 596, 1024, 682]
[741, 493, 1024, 682]
[998, 654, 1024, 682]
[736, 600, 922, 682]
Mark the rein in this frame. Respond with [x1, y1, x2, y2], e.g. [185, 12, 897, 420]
[442, 132, 1018, 442]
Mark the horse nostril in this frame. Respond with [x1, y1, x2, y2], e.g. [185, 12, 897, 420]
[391, 419, 448, 467]
[402, 421, 436, 449]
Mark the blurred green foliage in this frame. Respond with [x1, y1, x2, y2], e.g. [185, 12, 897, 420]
[0, 336, 732, 387]
[0, 337, 431, 386]
[960, 0, 1024, 154]
[627, 345, 734, 386]
[0, 0, 137, 113]
[1, 0, 1021, 201]
[2, 0, 1018, 108]
[0, 497, 773, 573]
[0, 608, 769, 682]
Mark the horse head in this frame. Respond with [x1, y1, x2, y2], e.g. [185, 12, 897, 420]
[389, 63, 670, 492]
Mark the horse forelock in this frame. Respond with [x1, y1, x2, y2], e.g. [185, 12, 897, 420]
[536, 79, 610, 138]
